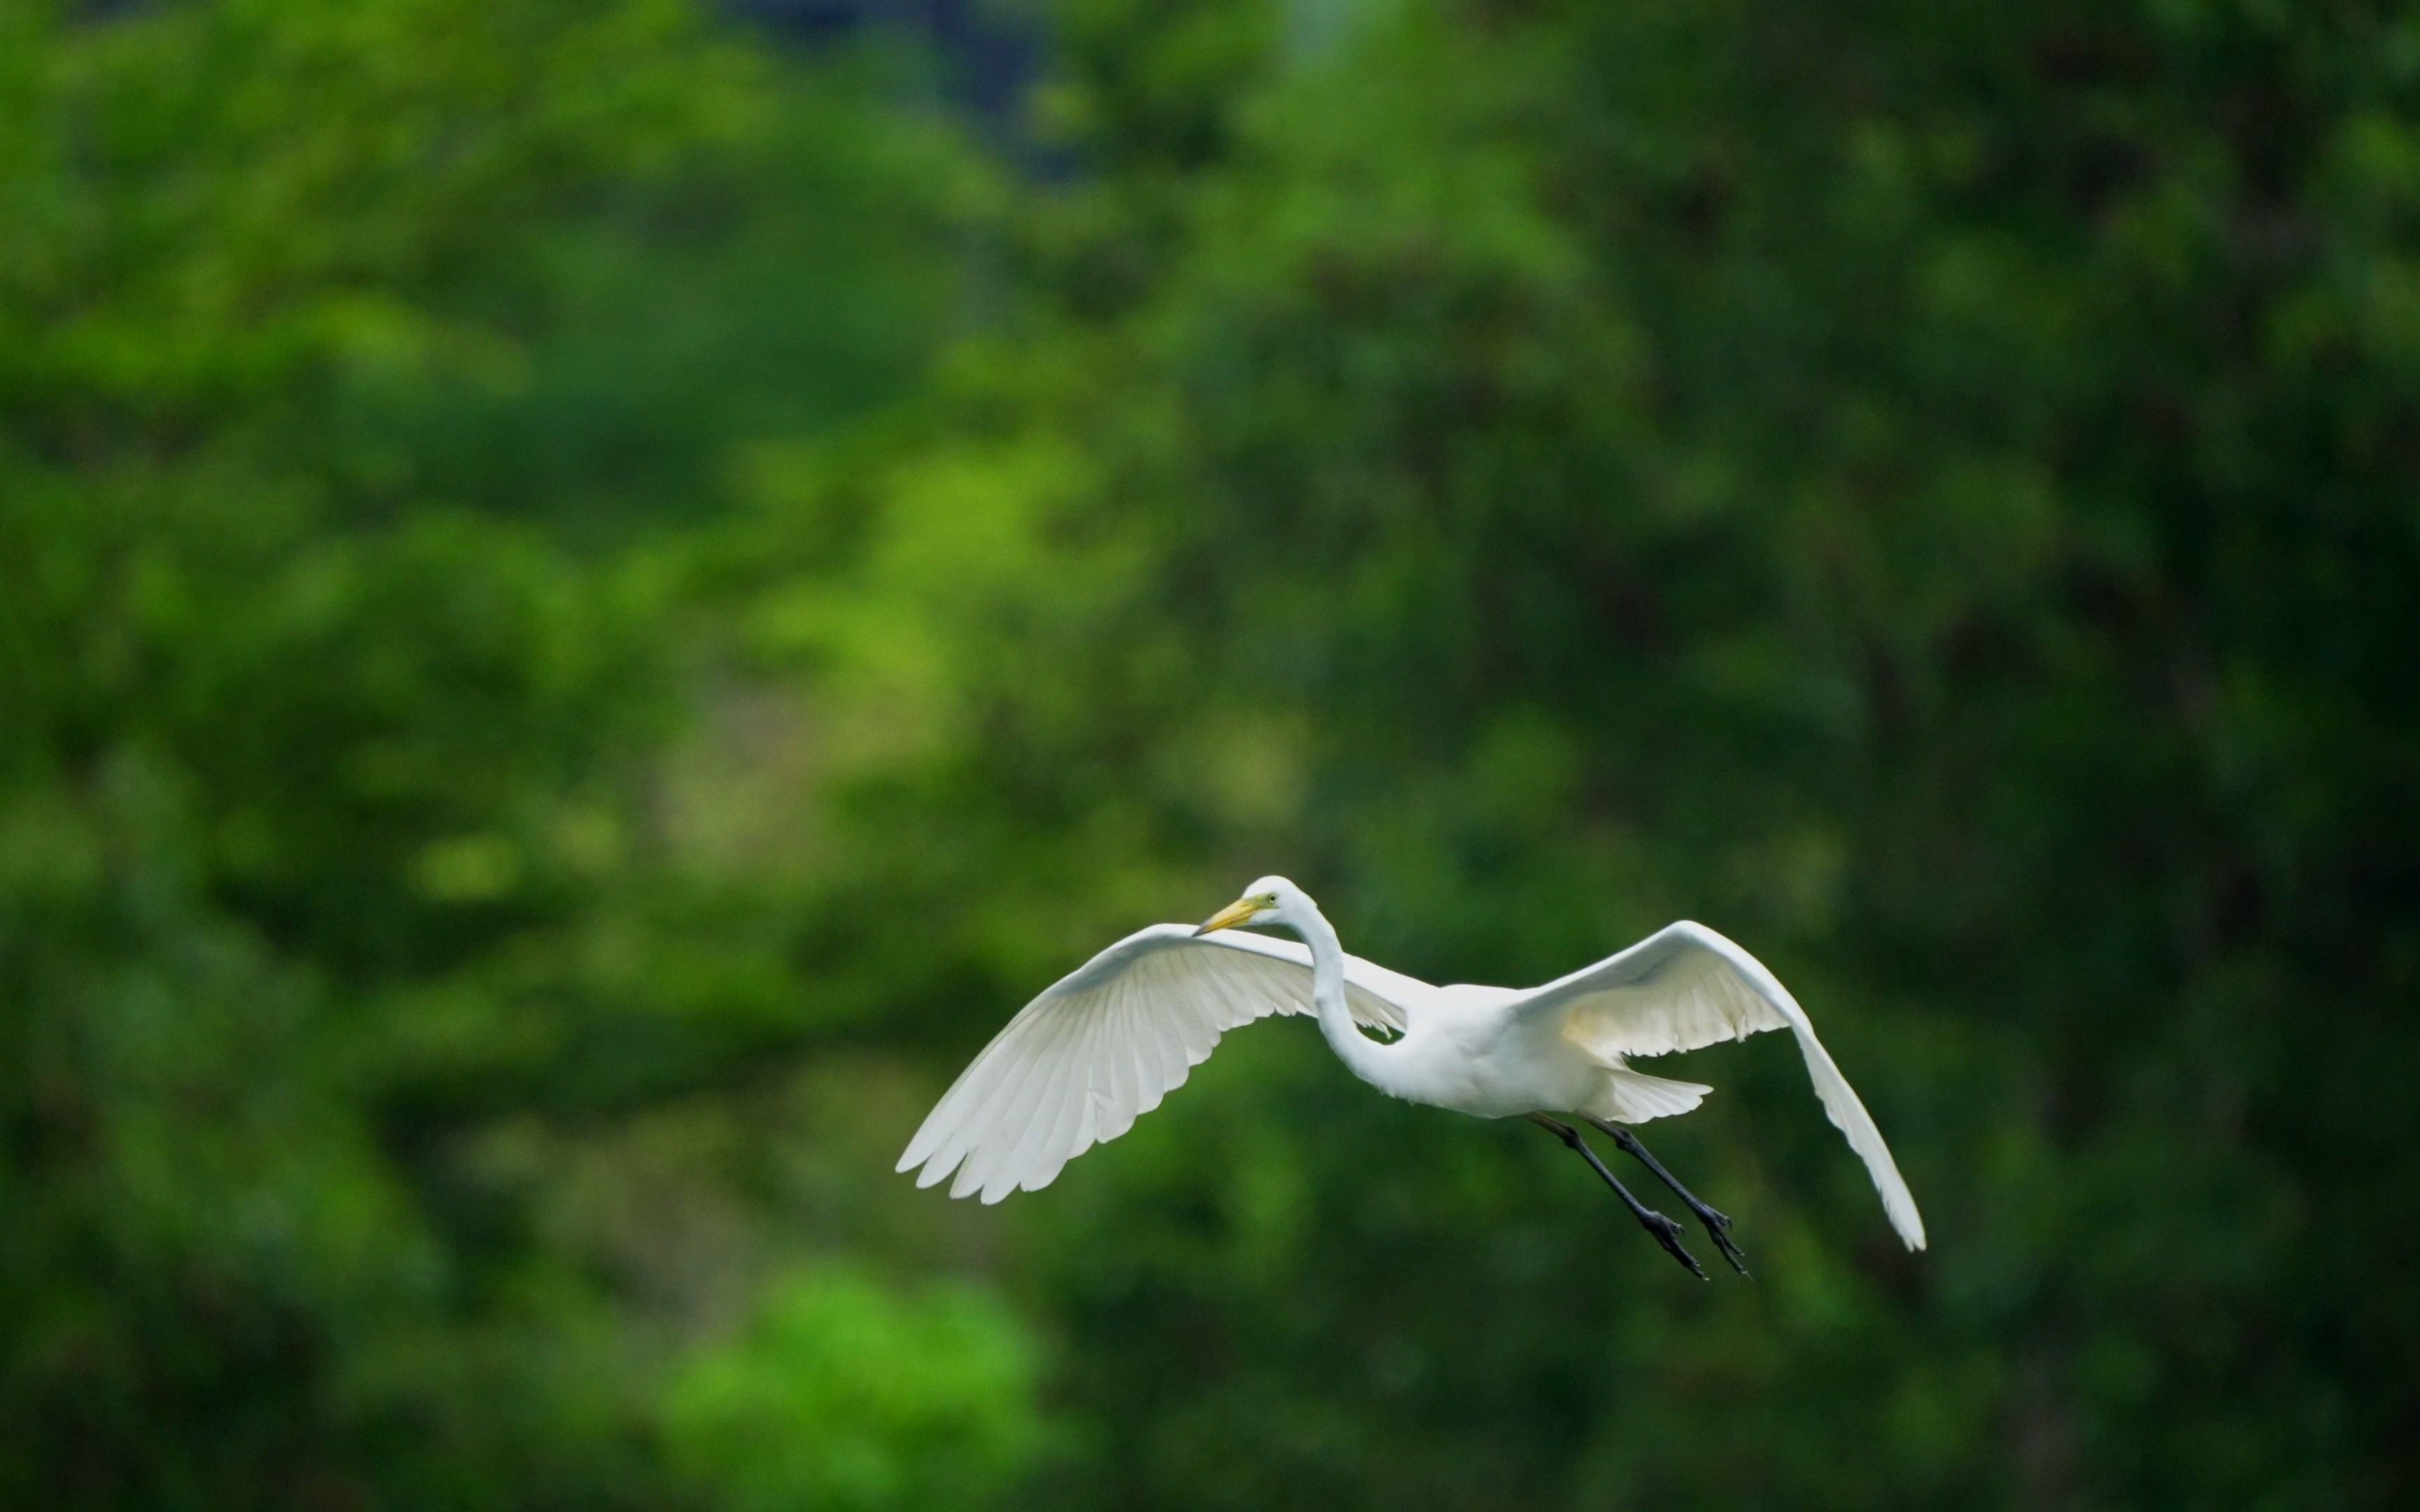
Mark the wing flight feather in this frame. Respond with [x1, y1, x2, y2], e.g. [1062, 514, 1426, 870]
[899, 924, 1425, 1202]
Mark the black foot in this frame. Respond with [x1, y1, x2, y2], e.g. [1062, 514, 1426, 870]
[1695, 1205, 1750, 1277]
[1598, 1121, 1751, 1278]
[1637, 1208, 1708, 1280]
[1529, 1113, 1716, 1280]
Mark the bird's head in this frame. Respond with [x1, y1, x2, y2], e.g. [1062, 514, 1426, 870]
[1193, 875, 1298, 935]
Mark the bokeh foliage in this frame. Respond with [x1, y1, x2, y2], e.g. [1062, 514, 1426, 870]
[3, 0, 2415, 1508]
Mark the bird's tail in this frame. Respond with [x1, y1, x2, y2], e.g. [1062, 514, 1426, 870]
[1588, 1065, 1711, 1124]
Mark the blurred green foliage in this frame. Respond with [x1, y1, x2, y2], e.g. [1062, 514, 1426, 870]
[662, 1267, 1041, 1512]
[3, 0, 2416, 1508]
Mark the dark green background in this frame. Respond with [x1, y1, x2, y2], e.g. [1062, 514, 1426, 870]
[4, 0, 2414, 1506]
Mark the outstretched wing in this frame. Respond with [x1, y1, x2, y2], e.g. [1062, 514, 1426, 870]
[898, 925, 1427, 1203]
[1512, 921, 1926, 1250]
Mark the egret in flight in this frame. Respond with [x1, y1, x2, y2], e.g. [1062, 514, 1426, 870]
[898, 876, 1924, 1275]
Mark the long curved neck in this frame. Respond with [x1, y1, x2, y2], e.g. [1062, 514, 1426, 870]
[1286, 895, 1397, 1089]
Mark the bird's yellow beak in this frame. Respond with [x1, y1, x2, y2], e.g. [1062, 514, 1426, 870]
[1192, 895, 1261, 936]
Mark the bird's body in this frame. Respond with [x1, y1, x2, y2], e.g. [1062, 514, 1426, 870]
[899, 876, 1926, 1258]
[1356, 981, 1597, 1117]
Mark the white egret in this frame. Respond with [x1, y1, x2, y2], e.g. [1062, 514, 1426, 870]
[898, 876, 1924, 1274]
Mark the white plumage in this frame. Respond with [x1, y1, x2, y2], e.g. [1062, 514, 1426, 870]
[894, 925, 1410, 1203]
[898, 876, 1925, 1252]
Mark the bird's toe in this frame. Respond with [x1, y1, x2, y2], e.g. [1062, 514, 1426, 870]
[1708, 1226, 1749, 1277]
[1637, 1211, 1706, 1278]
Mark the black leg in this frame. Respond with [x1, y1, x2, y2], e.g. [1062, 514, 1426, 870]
[1583, 1115, 1749, 1276]
[1527, 1114, 1706, 1279]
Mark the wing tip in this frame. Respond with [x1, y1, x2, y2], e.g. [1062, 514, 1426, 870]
[1892, 1202, 1928, 1252]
